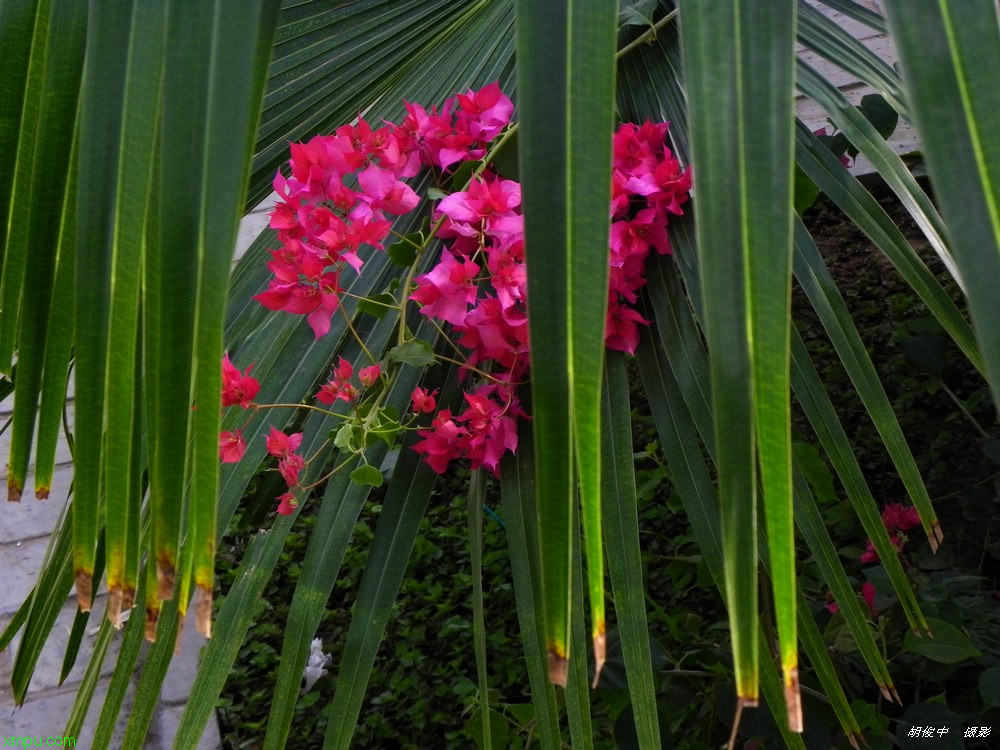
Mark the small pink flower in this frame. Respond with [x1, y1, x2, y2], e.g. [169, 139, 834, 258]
[265, 427, 303, 458]
[358, 364, 381, 388]
[278, 453, 306, 487]
[221, 353, 260, 408]
[411, 387, 438, 414]
[859, 540, 880, 565]
[333, 356, 353, 382]
[276, 492, 297, 515]
[881, 502, 920, 533]
[861, 581, 877, 616]
[219, 430, 247, 463]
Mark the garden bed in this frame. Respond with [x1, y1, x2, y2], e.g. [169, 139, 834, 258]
[216, 186, 1000, 749]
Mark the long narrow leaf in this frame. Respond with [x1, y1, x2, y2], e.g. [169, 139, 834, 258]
[468, 469, 491, 750]
[517, 0, 618, 684]
[793, 220, 942, 550]
[883, 0, 1000, 413]
[601, 352, 660, 748]
[102, 0, 162, 626]
[794, 121, 983, 377]
[500, 435, 563, 750]
[681, 0, 800, 723]
[321, 448, 438, 749]
[789, 331, 928, 634]
[5, 0, 83, 502]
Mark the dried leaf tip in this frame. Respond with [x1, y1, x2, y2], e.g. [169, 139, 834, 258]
[74, 569, 92, 612]
[784, 666, 803, 733]
[144, 605, 160, 642]
[195, 586, 213, 638]
[591, 627, 606, 689]
[107, 587, 124, 629]
[35, 486, 49, 500]
[173, 619, 185, 655]
[7, 477, 22, 502]
[547, 647, 568, 687]
[156, 556, 176, 601]
[929, 522, 944, 552]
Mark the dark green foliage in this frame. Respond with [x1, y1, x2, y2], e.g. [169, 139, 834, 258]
[217, 190, 999, 748]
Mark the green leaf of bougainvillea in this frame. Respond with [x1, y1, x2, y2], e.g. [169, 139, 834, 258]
[386, 339, 435, 367]
[350, 464, 383, 488]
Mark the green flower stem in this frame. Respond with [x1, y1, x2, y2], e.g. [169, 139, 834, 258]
[338, 302, 378, 365]
[301, 452, 358, 491]
[252, 402, 353, 421]
[615, 8, 679, 60]
[305, 438, 332, 465]
[340, 290, 401, 311]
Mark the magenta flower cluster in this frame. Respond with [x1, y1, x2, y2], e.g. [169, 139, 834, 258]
[225, 83, 691, 504]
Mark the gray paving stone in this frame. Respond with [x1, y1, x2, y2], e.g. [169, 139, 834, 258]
[0, 409, 75, 484]
[234, 193, 277, 263]
[0, 536, 56, 617]
[2, 677, 137, 749]
[4, 595, 120, 694]
[0, 463, 72, 544]
[157, 703, 221, 750]
[159, 611, 208, 705]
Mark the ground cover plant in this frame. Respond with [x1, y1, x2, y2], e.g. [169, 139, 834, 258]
[216, 192, 1000, 748]
[3, 1, 1000, 747]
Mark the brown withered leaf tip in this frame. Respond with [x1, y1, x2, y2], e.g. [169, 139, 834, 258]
[121, 586, 135, 613]
[107, 587, 124, 629]
[784, 666, 803, 733]
[547, 648, 568, 688]
[145, 606, 159, 642]
[75, 570, 92, 612]
[174, 619, 185, 656]
[591, 630, 606, 689]
[929, 522, 944, 552]
[7, 477, 22, 502]
[35, 486, 49, 500]
[195, 587, 213, 638]
[156, 557, 176, 601]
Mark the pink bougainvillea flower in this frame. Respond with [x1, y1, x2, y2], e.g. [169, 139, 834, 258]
[881, 502, 920, 533]
[859, 540, 880, 565]
[265, 427, 303, 458]
[278, 453, 306, 487]
[410, 252, 481, 326]
[453, 82, 514, 142]
[457, 388, 521, 475]
[825, 581, 879, 617]
[354, 164, 420, 217]
[219, 430, 247, 463]
[411, 409, 469, 474]
[358, 364, 381, 388]
[221, 353, 260, 408]
[333, 356, 353, 381]
[316, 357, 359, 404]
[860, 503, 920, 565]
[276, 492, 298, 515]
[305, 272, 343, 339]
[604, 299, 650, 355]
[861, 581, 877, 616]
[410, 386, 438, 414]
